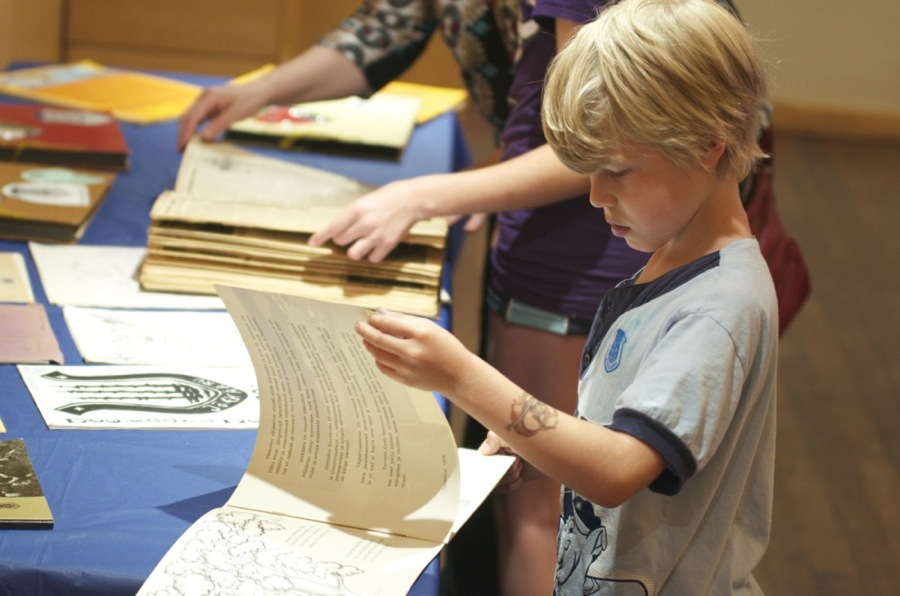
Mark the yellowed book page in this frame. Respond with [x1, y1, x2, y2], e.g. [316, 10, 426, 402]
[164, 141, 447, 241]
[216, 286, 460, 543]
[140, 264, 441, 318]
[145, 231, 443, 283]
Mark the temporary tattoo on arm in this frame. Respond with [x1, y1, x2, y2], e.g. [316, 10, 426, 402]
[506, 391, 558, 437]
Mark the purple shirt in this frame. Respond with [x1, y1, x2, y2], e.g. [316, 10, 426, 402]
[491, 0, 648, 320]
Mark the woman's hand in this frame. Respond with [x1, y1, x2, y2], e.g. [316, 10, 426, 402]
[177, 84, 269, 150]
[310, 175, 448, 262]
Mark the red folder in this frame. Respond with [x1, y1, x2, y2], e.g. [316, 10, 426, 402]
[0, 104, 129, 170]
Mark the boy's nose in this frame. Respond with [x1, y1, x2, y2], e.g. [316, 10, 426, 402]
[588, 176, 613, 209]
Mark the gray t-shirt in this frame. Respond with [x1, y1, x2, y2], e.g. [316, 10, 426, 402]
[555, 239, 778, 595]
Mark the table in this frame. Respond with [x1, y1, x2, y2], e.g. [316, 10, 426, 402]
[0, 68, 472, 595]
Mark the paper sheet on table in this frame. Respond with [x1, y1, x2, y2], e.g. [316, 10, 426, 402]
[62, 306, 251, 367]
[0, 303, 63, 364]
[0, 252, 33, 302]
[18, 364, 258, 430]
[29, 243, 224, 309]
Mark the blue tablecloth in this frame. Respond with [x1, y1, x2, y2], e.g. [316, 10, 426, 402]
[0, 68, 471, 595]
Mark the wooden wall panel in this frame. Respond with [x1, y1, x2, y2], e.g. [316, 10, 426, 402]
[57, 0, 463, 86]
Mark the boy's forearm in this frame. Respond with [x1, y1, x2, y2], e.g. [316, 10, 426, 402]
[448, 361, 665, 508]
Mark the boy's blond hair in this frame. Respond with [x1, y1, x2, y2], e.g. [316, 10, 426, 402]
[542, 0, 767, 180]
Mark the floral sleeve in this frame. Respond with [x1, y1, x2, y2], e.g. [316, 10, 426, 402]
[318, 0, 438, 93]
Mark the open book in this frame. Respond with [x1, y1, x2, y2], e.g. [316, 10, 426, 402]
[139, 141, 448, 317]
[137, 287, 513, 595]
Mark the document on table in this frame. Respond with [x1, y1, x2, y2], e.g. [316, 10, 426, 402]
[29, 243, 224, 309]
[62, 306, 251, 367]
[0, 303, 63, 364]
[18, 365, 258, 429]
[0, 252, 33, 302]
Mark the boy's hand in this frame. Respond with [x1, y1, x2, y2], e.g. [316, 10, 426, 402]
[355, 308, 474, 397]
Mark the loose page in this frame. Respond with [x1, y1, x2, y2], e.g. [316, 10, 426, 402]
[18, 365, 258, 430]
[62, 306, 251, 367]
[218, 286, 460, 542]
[30, 243, 224, 309]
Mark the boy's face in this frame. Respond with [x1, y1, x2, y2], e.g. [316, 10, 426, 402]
[587, 144, 720, 254]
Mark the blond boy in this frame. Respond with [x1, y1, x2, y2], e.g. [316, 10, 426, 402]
[356, 0, 777, 593]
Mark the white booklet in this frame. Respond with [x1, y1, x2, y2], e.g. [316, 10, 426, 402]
[137, 286, 513, 596]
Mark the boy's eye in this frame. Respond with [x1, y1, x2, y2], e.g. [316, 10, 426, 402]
[606, 168, 631, 178]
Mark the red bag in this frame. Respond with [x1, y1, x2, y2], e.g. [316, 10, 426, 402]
[742, 129, 811, 335]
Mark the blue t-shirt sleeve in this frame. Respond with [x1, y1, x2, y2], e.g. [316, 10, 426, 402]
[609, 408, 697, 495]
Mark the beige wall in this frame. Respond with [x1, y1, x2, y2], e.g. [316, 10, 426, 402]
[741, 1, 899, 113]
[1, 0, 897, 134]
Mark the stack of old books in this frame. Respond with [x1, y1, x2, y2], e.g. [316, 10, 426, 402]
[138, 141, 447, 317]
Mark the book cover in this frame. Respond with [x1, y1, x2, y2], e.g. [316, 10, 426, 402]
[0, 438, 53, 529]
[0, 161, 116, 242]
[0, 104, 129, 170]
[137, 287, 513, 595]
[0, 61, 201, 124]
[225, 94, 421, 159]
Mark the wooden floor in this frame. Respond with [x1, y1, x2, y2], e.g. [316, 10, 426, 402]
[753, 131, 900, 595]
[450, 112, 900, 594]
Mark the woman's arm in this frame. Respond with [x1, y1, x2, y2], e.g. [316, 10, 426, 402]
[177, 46, 367, 150]
[308, 142, 591, 261]
[178, 0, 438, 150]
[307, 17, 592, 262]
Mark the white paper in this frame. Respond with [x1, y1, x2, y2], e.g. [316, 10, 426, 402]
[63, 306, 251, 367]
[29, 243, 224, 309]
[18, 365, 258, 429]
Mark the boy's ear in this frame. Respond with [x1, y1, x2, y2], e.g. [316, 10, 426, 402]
[702, 139, 727, 170]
